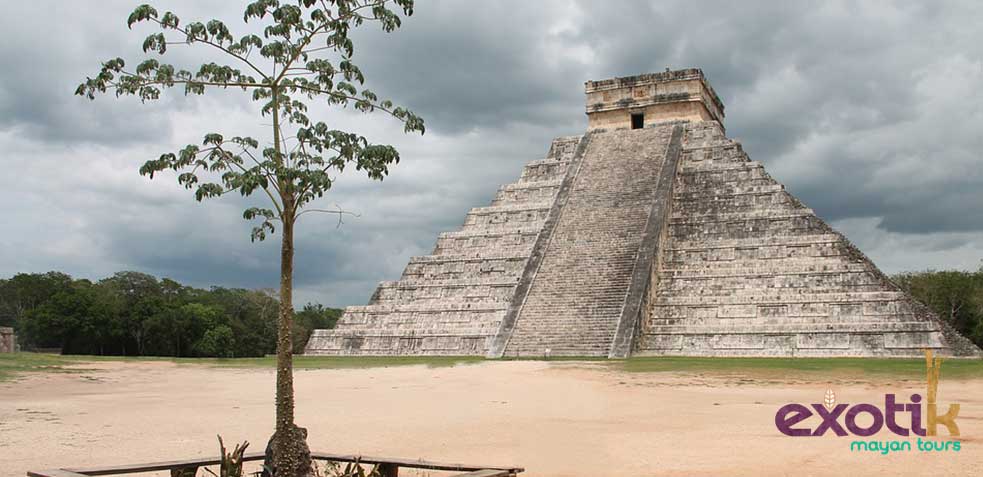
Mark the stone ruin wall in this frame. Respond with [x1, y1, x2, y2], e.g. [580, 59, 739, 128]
[0, 327, 16, 353]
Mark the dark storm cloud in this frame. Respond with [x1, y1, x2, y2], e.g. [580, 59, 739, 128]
[0, 3, 169, 144]
[2, 0, 982, 307]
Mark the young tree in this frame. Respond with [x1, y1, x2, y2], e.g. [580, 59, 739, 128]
[76, 1, 423, 475]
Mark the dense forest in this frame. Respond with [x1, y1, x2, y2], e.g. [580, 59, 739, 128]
[893, 269, 983, 347]
[0, 271, 341, 357]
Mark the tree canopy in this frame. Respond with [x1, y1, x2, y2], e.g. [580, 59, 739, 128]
[893, 268, 983, 345]
[3, 270, 340, 358]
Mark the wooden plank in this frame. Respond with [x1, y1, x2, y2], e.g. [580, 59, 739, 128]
[448, 470, 512, 477]
[310, 452, 523, 473]
[35, 451, 522, 476]
[27, 470, 91, 477]
[60, 453, 266, 476]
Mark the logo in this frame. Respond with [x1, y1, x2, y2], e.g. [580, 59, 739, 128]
[774, 350, 962, 454]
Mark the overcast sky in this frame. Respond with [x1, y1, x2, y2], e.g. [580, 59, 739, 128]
[2, 1, 982, 307]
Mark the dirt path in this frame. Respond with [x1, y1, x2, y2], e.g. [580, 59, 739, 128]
[1, 360, 981, 476]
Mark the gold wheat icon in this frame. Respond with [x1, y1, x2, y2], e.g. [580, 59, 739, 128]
[824, 389, 836, 411]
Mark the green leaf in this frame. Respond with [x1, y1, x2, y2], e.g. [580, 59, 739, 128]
[127, 4, 158, 29]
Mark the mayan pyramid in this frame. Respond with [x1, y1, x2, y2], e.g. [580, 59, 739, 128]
[305, 68, 980, 358]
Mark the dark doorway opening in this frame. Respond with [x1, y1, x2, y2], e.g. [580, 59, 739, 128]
[631, 113, 644, 130]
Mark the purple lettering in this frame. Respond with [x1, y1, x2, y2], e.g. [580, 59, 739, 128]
[811, 403, 848, 436]
[776, 404, 813, 436]
[909, 394, 926, 436]
[884, 394, 909, 436]
[846, 403, 884, 437]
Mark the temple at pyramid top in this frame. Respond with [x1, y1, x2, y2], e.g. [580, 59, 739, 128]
[585, 68, 725, 130]
[305, 67, 980, 359]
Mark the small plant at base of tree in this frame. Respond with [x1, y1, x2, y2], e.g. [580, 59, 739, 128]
[76, 1, 424, 475]
[206, 436, 250, 477]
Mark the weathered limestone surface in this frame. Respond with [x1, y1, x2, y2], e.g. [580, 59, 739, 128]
[306, 68, 980, 358]
[0, 327, 16, 353]
[585, 68, 724, 130]
[638, 121, 980, 357]
[304, 136, 584, 355]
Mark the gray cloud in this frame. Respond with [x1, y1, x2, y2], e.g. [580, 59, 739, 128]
[1, 0, 982, 308]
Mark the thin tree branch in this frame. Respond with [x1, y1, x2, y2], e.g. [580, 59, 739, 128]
[148, 18, 270, 81]
[296, 205, 361, 228]
[289, 85, 410, 122]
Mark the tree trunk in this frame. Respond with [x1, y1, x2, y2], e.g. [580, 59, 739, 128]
[270, 211, 312, 477]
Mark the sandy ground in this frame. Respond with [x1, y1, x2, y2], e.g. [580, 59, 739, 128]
[1, 360, 982, 477]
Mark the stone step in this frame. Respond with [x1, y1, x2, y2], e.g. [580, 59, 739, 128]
[378, 277, 520, 288]
[673, 183, 784, 199]
[439, 226, 543, 239]
[670, 207, 814, 223]
[652, 295, 915, 314]
[665, 242, 846, 263]
[672, 192, 793, 216]
[657, 276, 887, 295]
[401, 253, 529, 281]
[678, 160, 764, 174]
[518, 159, 572, 183]
[668, 233, 842, 251]
[683, 144, 746, 161]
[643, 320, 939, 335]
[463, 202, 552, 228]
[344, 301, 509, 314]
[647, 310, 925, 327]
[491, 182, 562, 206]
[660, 261, 871, 276]
[467, 201, 553, 216]
[407, 250, 531, 264]
[372, 283, 517, 305]
[678, 177, 776, 193]
[305, 332, 493, 356]
[499, 178, 564, 191]
[653, 290, 905, 306]
[432, 235, 536, 256]
[668, 215, 826, 241]
[676, 167, 771, 187]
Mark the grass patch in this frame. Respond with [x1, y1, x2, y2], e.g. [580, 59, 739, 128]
[617, 356, 983, 379]
[0, 353, 91, 382]
[1, 353, 483, 379]
[498, 356, 609, 362]
[202, 355, 485, 370]
[8, 353, 983, 381]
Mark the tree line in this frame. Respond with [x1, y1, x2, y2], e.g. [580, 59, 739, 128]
[0, 271, 341, 357]
[4, 268, 982, 357]
[893, 268, 983, 347]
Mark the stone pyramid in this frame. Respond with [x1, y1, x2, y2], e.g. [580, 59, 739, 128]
[305, 68, 980, 358]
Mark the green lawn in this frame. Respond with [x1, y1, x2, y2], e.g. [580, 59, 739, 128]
[201, 355, 484, 370]
[0, 353, 483, 381]
[0, 352, 94, 382]
[3, 352, 983, 382]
